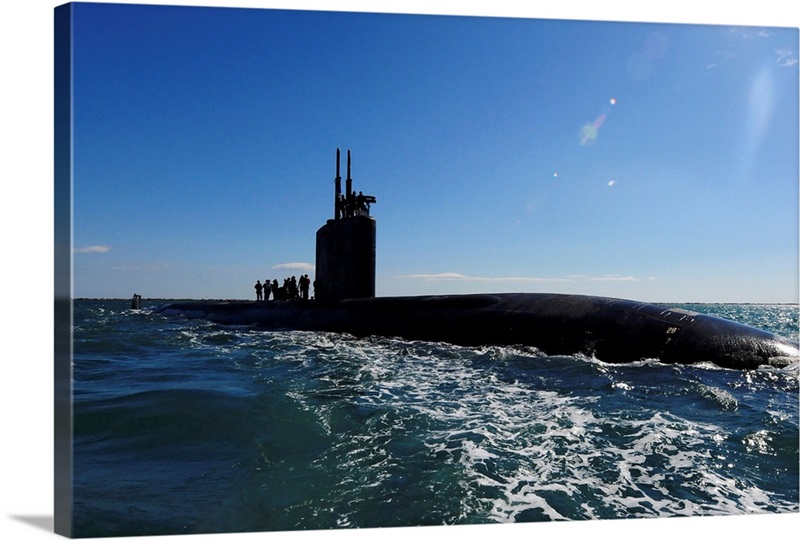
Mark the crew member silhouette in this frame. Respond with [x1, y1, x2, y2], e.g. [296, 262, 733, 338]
[254, 280, 263, 301]
[356, 191, 366, 213]
[299, 274, 310, 300]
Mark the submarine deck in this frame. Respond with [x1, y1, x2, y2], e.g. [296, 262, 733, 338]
[157, 293, 799, 370]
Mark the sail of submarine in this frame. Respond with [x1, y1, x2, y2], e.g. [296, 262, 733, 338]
[157, 149, 799, 370]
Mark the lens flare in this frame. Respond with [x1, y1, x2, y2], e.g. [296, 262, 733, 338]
[742, 67, 775, 176]
[580, 114, 606, 145]
[594, 114, 607, 129]
[580, 100, 615, 145]
[580, 123, 598, 145]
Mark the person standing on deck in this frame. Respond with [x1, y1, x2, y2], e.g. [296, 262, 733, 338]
[263, 279, 271, 301]
[271, 279, 279, 300]
[299, 274, 310, 300]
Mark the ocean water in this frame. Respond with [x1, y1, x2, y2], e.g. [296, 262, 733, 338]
[70, 299, 799, 537]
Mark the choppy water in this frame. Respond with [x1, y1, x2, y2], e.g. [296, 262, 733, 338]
[70, 300, 799, 537]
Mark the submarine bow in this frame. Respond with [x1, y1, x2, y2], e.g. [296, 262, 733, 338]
[156, 293, 799, 370]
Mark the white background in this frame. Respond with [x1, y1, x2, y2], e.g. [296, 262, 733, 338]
[1, 1, 797, 539]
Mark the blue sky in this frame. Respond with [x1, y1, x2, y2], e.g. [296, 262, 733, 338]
[67, 2, 798, 302]
[0, 3, 798, 540]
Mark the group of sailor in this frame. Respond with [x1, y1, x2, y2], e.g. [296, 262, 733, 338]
[337, 190, 375, 219]
[254, 275, 312, 301]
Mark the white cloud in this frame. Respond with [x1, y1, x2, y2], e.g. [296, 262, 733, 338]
[399, 273, 470, 280]
[272, 262, 314, 272]
[397, 273, 576, 283]
[73, 245, 111, 254]
[588, 275, 639, 282]
[110, 263, 170, 272]
[396, 273, 645, 284]
[775, 49, 798, 67]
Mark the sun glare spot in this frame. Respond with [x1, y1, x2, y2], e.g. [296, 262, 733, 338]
[580, 102, 614, 146]
[594, 114, 607, 128]
[741, 67, 776, 176]
[609, 98, 616, 105]
[580, 123, 598, 145]
[608, 180, 616, 187]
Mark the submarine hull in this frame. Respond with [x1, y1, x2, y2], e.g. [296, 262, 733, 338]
[157, 293, 799, 370]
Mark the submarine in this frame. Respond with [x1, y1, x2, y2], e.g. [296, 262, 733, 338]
[158, 149, 799, 370]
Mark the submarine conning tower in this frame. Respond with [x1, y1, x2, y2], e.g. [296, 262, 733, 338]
[315, 149, 377, 301]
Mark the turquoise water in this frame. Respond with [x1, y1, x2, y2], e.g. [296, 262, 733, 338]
[70, 300, 799, 537]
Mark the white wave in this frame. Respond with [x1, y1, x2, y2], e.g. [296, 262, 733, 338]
[239, 332, 798, 522]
